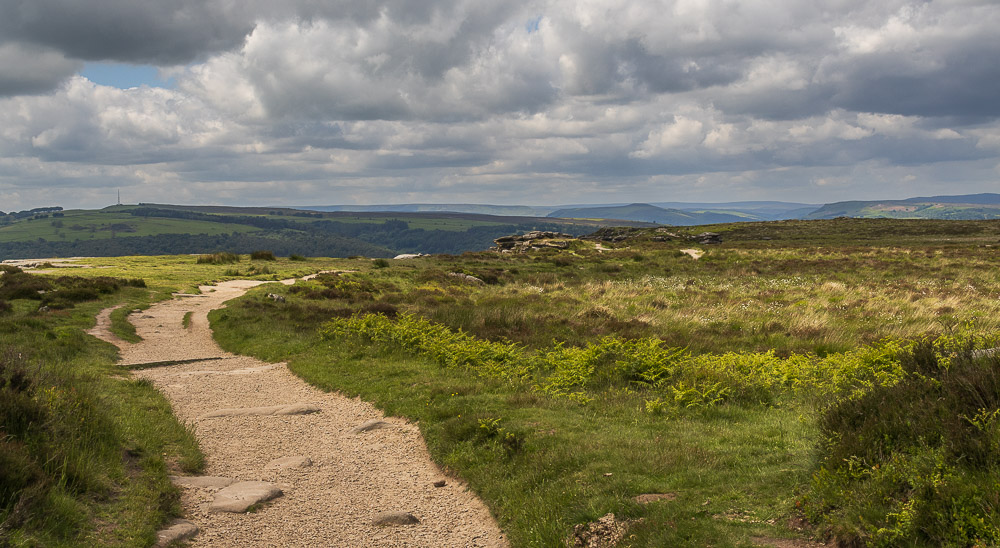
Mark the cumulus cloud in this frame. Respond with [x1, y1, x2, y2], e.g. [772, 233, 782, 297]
[0, 0, 999, 209]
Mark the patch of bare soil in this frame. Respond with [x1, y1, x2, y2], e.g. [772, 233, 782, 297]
[567, 513, 643, 548]
[90, 279, 507, 547]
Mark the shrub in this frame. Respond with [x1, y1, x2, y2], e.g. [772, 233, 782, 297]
[0, 272, 51, 300]
[372, 258, 390, 268]
[289, 254, 307, 261]
[802, 337, 1000, 547]
[250, 250, 276, 261]
[196, 252, 240, 264]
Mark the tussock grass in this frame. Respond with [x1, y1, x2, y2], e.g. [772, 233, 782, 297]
[0, 290, 201, 545]
[207, 220, 1000, 546]
[196, 251, 240, 264]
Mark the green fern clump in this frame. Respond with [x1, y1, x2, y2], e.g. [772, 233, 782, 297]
[320, 312, 917, 413]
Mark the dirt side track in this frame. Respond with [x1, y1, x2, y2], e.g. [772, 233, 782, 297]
[89, 279, 506, 547]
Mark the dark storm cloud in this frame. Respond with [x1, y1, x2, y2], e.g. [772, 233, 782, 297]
[1, 0, 254, 64]
[829, 44, 1000, 119]
[0, 43, 79, 96]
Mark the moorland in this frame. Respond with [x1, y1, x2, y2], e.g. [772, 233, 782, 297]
[2, 217, 1000, 547]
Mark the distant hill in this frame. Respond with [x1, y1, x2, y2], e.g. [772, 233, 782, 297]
[650, 201, 820, 220]
[300, 201, 820, 220]
[547, 203, 751, 225]
[300, 203, 555, 217]
[0, 203, 650, 260]
[806, 193, 1000, 220]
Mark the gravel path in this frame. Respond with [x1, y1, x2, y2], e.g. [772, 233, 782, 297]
[89, 280, 507, 547]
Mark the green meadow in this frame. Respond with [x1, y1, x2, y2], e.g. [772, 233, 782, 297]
[3, 218, 1000, 546]
[0, 210, 261, 243]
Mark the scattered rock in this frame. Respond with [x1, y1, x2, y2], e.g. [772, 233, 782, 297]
[695, 231, 722, 244]
[275, 403, 322, 415]
[448, 272, 485, 285]
[351, 419, 388, 434]
[155, 519, 198, 547]
[210, 481, 283, 513]
[972, 347, 999, 359]
[679, 248, 704, 260]
[266, 293, 286, 303]
[373, 511, 420, 526]
[170, 475, 236, 489]
[393, 253, 426, 260]
[433, 480, 447, 488]
[568, 513, 643, 548]
[266, 456, 312, 470]
[198, 403, 321, 419]
[634, 493, 677, 504]
[493, 231, 575, 252]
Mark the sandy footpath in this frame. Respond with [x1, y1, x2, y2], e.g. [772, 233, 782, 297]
[89, 279, 506, 547]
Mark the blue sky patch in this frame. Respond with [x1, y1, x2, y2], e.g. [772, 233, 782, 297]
[526, 16, 542, 33]
[80, 62, 174, 89]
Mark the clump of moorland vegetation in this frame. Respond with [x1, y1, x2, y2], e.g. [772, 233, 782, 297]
[0, 270, 201, 546]
[4, 218, 1000, 546]
[207, 218, 1000, 546]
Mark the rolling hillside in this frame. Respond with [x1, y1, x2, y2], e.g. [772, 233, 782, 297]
[547, 203, 751, 225]
[0, 204, 649, 260]
[806, 193, 1000, 220]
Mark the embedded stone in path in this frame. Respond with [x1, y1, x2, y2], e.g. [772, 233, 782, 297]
[155, 519, 198, 547]
[210, 481, 283, 513]
[266, 456, 312, 470]
[170, 475, 235, 489]
[276, 403, 321, 415]
[198, 403, 321, 419]
[373, 511, 420, 526]
[351, 419, 388, 434]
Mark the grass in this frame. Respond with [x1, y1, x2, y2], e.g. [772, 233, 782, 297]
[0, 210, 260, 243]
[0, 280, 202, 546]
[7, 217, 1000, 546]
[0, 255, 352, 546]
[203, 220, 1000, 546]
[211, 295, 820, 546]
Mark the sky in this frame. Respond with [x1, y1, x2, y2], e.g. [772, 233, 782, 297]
[1, 0, 999, 211]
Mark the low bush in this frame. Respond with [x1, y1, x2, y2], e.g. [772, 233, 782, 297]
[0, 272, 51, 300]
[250, 250, 276, 261]
[802, 337, 1000, 547]
[196, 252, 240, 264]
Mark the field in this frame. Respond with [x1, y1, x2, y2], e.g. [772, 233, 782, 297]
[3, 218, 1000, 546]
[0, 210, 261, 243]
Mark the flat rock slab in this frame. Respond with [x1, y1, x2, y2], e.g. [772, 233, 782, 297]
[210, 481, 283, 513]
[155, 519, 198, 547]
[373, 511, 420, 526]
[266, 456, 312, 470]
[170, 475, 235, 489]
[198, 403, 321, 420]
[351, 419, 388, 434]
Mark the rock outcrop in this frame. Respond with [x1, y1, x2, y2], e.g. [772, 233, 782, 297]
[493, 231, 574, 252]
